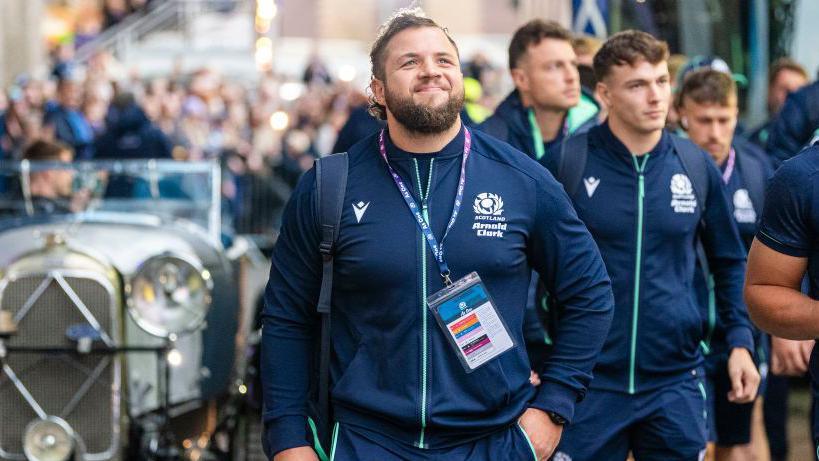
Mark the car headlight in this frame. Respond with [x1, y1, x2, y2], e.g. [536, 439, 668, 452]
[23, 417, 75, 461]
[127, 254, 212, 338]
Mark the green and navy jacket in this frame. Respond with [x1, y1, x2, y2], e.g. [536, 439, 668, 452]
[479, 89, 599, 168]
[546, 122, 754, 394]
[261, 125, 614, 456]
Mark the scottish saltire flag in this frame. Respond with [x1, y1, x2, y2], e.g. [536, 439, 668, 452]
[572, 0, 608, 38]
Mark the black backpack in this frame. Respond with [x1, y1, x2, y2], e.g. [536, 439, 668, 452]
[262, 153, 348, 461]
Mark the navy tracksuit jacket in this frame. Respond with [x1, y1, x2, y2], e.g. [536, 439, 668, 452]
[262, 125, 614, 456]
[546, 123, 754, 395]
[479, 90, 598, 168]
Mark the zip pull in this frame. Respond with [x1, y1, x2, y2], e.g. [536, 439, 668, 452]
[638, 174, 645, 199]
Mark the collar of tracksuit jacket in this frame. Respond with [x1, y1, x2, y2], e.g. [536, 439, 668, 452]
[554, 122, 754, 395]
[479, 89, 598, 165]
[261, 123, 616, 455]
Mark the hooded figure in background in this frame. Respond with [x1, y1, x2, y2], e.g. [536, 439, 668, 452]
[95, 92, 173, 160]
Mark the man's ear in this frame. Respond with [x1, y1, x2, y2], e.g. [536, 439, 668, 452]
[510, 67, 529, 94]
[370, 79, 386, 106]
[595, 80, 611, 109]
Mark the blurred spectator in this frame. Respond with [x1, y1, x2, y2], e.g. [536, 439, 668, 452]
[463, 52, 495, 83]
[302, 55, 333, 86]
[766, 80, 819, 165]
[462, 77, 492, 125]
[0, 88, 37, 160]
[94, 92, 172, 159]
[332, 103, 383, 153]
[43, 79, 95, 160]
[572, 35, 602, 67]
[748, 58, 809, 147]
[572, 35, 602, 91]
[103, 0, 132, 29]
[19, 139, 77, 214]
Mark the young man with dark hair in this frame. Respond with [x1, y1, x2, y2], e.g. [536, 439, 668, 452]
[677, 68, 773, 461]
[546, 31, 759, 461]
[480, 19, 598, 168]
[261, 8, 614, 461]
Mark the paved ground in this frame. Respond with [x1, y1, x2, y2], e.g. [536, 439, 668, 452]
[787, 384, 813, 461]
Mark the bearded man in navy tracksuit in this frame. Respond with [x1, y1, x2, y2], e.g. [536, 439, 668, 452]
[261, 9, 614, 461]
[546, 31, 760, 461]
[676, 68, 773, 460]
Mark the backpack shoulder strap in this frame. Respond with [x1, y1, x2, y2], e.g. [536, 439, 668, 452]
[670, 136, 714, 316]
[313, 152, 348, 449]
[670, 135, 710, 213]
[315, 152, 348, 313]
[557, 132, 589, 198]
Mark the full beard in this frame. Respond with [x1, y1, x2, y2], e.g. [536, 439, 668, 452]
[384, 86, 464, 134]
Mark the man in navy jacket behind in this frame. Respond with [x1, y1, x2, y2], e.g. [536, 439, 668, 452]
[262, 8, 614, 461]
[766, 80, 819, 167]
[677, 68, 773, 460]
[480, 19, 598, 168]
[547, 31, 759, 461]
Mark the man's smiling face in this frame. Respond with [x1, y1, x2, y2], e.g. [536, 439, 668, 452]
[372, 26, 464, 134]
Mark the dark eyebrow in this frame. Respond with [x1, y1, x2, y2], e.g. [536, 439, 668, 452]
[435, 52, 457, 59]
[624, 78, 649, 85]
[396, 51, 456, 62]
[396, 52, 420, 62]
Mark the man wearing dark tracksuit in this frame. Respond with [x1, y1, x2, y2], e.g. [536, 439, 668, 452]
[262, 11, 614, 461]
[677, 69, 773, 460]
[766, 81, 819, 167]
[546, 31, 759, 461]
[746, 145, 819, 461]
[476, 20, 600, 367]
[479, 20, 598, 170]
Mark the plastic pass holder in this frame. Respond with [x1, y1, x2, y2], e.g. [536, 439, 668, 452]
[427, 272, 515, 373]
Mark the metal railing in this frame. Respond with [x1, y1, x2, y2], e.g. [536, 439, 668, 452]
[74, 0, 252, 64]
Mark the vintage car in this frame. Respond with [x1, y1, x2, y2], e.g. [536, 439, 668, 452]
[0, 160, 270, 461]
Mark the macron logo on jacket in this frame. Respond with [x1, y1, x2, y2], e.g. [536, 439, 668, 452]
[353, 201, 370, 223]
[583, 177, 600, 197]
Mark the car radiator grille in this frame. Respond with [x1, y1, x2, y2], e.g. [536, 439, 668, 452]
[0, 273, 120, 460]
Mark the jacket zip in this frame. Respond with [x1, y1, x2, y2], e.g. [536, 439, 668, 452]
[413, 158, 434, 448]
[629, 154, 649, 394]
[700, 275, 716, 354]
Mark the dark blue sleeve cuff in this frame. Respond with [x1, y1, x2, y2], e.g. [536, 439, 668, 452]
[263, 415, 312, 458]
[529, 380, 580, 424]
[726, 325, 755, 353]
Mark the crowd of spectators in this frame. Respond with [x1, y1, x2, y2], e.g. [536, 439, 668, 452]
[0, 49, 445, 236]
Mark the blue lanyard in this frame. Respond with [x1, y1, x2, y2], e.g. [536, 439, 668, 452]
[378, 128, 471, 286]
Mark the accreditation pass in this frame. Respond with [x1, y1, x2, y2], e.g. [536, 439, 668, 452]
[427, 272, 515, 373]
